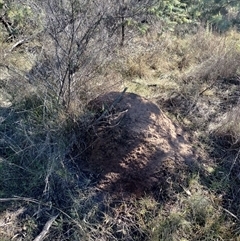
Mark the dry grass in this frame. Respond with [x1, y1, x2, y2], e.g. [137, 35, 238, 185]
[213, 104, 240, 148]
[1, 26, 240, 241]
[183, 29, 240, 82]
[145, 175, 235, 241]
[117, 28, 240, 113]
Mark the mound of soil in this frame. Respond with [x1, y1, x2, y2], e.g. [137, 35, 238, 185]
[84, 92, 198, 198]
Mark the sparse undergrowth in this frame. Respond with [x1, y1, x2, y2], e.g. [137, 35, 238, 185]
[1, 25, 240, 241]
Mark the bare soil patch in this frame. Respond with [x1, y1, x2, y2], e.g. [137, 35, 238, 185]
[80, 92, 199, 199]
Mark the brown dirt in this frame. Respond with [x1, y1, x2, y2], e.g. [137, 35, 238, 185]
[83, 92, 199, 199]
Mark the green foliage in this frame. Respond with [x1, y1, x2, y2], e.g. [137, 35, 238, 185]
[149, 0, 240, 32]
[0, 0, 4, 9]
[184, 0, 240, 31]
[150, 0, 190, 30]
[0, 0, 43, 39]
[8, 5, 32, 28]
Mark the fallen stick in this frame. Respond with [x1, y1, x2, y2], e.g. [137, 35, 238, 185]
[9, 38, 29, 52]
[33, 214, 59, 241]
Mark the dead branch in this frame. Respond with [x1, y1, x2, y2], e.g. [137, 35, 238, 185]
[9, 39, 29, 52]
[0, 196, 40, 203]
[0, 16, 14, 38]
[94, 87, 127, 123]
[33, 214, 59, 241]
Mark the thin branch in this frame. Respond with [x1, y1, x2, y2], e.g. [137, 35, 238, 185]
[33, 214, 59, 241]
[94, 87, 127, 123]
[0, 16, 14, 38]
[227, 148, 240, 178]
[0, 196, 40, 203]
[9, 38, 29, 52]
[222, 207, 240, 221]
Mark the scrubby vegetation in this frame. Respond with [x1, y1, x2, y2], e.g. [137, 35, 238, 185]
[1, 0, 240, 240]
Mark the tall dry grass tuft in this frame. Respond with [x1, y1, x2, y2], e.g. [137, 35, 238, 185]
[214, 103, 240, 149]
[183, 29, 240, 82]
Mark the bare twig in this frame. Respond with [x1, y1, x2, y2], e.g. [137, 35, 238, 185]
[198, 81, 215, 96]
[227, 148, 240, 178]
[9, 39, 29, 52]
[0, 16, 14, 38]
[222, 207, 240, 221]
[95, 87, 127, 123]
[0, 196, 40, 203]
[33, 214, 59, 241]
[185, 81, 215, 116]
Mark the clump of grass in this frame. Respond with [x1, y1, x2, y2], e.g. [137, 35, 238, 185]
[183, 28, 240, 82]
[0, 94, 58, 196]
[119, 32, 184, 81]
[0, 91, 76, 239]
[144, 176, 235, 241]
[213, 104, 240, 149]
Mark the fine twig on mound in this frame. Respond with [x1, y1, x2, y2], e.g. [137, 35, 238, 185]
[33, 214, 59, 241]
[78, 88, 128, 154]
[94, 87, 127, 124]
